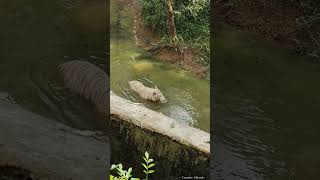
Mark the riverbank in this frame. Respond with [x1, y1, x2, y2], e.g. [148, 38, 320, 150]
[214, 0, 320, 61]
[132, 0, 209, 79]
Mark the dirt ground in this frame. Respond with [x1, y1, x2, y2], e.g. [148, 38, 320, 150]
[214, 0, 320, 60]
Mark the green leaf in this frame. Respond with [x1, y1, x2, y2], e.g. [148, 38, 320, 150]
[128, 167, 132, 175]
[117, 170, 123, 177]
[147, 159, 153, 163]
[143, 170, 148, 175]
[110, 175, 114, 180]
[116, 167, 126, 177]
[145, 151, 149, 159]
[142, 163, 148, 170]
[111, 164, 117, 170]
[142, 157, 148, 163]
[126, 167, 132, 178]
[148, 163, 155, 168]
[148, 170, 155, 174]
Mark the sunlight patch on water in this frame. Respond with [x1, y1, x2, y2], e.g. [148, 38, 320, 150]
[133, 61, 154, 72]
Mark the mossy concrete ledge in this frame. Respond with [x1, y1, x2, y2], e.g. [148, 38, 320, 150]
[110, 92, 210, 155]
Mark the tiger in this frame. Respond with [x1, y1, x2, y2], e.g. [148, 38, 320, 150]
[59, 60, 109, 115]
[128, 80, 167, 103]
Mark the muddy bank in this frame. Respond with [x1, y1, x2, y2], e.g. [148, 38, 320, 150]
[214, 0, 320, 61]
[0, 101, 109, 180]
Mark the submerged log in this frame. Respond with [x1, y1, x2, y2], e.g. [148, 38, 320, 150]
[0, 101, 109, 180]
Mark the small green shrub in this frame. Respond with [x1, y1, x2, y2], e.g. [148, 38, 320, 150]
[110, 151, 156, 180]
[141, 151, 155, 180]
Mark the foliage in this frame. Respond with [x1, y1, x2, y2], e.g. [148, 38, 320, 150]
[139, 0, 167, 33]
[295, 1, 320, 28]
[110, 151, 155, 180]
[139, 0, 209, 40]
[110, 164, 137, 180]
[141, 151, 155, 180]
[139, 0, 210, 68]
[110, 0, 135, 39]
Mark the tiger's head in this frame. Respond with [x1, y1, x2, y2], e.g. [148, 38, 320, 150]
[151, 86, 167, 103]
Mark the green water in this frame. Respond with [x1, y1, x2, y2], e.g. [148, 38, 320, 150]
[110, 0, 210, 132]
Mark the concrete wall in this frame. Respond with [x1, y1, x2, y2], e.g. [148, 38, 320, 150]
[110, 92, 210, 178]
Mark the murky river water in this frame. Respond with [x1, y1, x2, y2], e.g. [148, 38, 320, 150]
[213, 24, 320, 179]
[0, 0, 108, 131]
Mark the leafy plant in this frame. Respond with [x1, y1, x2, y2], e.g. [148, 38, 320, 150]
[110, 151, 156, 180]
[110, 164, 137, 180]
[141, 151, 155, 180]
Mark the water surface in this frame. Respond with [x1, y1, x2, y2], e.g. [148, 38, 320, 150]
[213, 24, 320, 179]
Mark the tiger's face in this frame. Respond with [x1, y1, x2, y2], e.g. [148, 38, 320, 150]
[152, 88, 167, 103]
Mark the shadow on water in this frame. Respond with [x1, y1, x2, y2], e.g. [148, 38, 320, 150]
[213, 24, 320, 179]
[0, 0, 108, 131]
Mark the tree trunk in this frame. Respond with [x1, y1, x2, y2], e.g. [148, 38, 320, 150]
[165, 0, 177, 46]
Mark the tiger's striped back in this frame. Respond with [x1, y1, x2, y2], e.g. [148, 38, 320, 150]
[59, 60, 109, 115]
